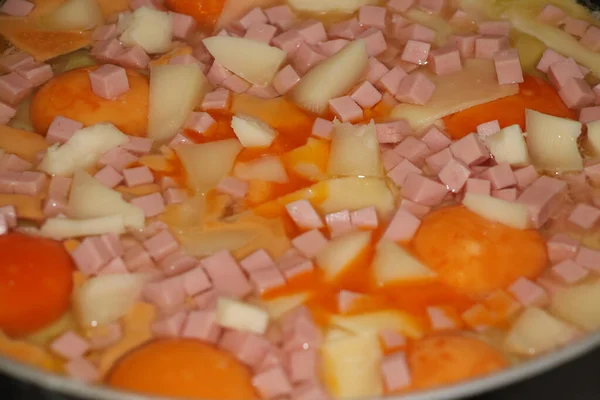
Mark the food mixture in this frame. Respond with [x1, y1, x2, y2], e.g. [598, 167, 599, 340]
[0, 0, 600, 399]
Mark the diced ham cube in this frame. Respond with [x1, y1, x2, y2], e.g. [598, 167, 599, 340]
[492, 188, 517, 201]
[350, 206, 378, 230]
[438, 158, 472, 192]
[476, 120, 501, 138]
[311, 118, 333, 140]
[123, 166, 154, 187]
[329, 96, 363, 122]
[65, 358, 99, 383]
[170, 12, 197, 39]
[0, 52, 34, 73]
[116, 46, 150, 69]
[377, 66, 407, 95]
[0, 101, 16, 125]
[282, 259, 314, 280]
[50, 331, 90, 360]
[293, 42, 326, 74]
[388, 0, 415, 12]
[480, 163, 516, 190]
[88, 322, 122, 350]
[376, 120, 411, 143]
[180, 266, 212, 296]
[158, 251, 196, 276]
[325, 210, 353, 237]
[183, 111, 215, 134]
[387, 158, 421, 186]
[219, 330, 270, 367]
[143, 229, 178, 261]
[379, 329, 406, 350]
[202, 89, 231, 110]
[358, 28, 388, 56]
[317, 39, 349, 56]
[0, 205, 16, 228]
[478, 21, 511, 36]
[98, 257, 128, 274]
[252, 366, 293, 399]
[328, 18, 362, 40]
[395, 72, 435, 105]
[516, 175, 567, 228]
[15, 63, 52, 87]
[152, 310, 187, 337]
[350, 81, 382, 109]
[182, 310, 221, 343]
[14, 171, 46, 195]
[474, 36, 509, 59]
[397, 24, 435, 44]
[383, 208, 421, 242]
[420, 126, 450, 152]
[536, 48, 566, 74]
[240, 249, 275, 272]
[206, 62, 231, 85]
[401, 40, 431, 65]
[398, 198, 430, 218]
[221, 74, 251, 94]
[450, 133, 490, 166]
[235, 7, 268, 30]
[0, 0, 34, 16]
[365, 57, 389, 84]
[380, 352, 411, 391]
[131, 192, 165, 217]
[0, 72, 33, 105]
[89, 64, 129, 100]
[286, 199, 323, 230]
[580, 25, 600, 51]
[547, 233, 580, 264]
[249, 267, 286, 294]
[143, 275, 186, 311]
[337, 290, 365, 313]
[453, 33, 478, 59]
[359, 6, 386, 29]
[92, 24, 119, 41]
[563, 17, 589, 37]
[0, 171, 19, 194]
[0, 154, 31, 172]
[91, 38, 124, 62]
[246, 84, 279, 99]
[568, 203, 600, 229]
[514, 165, 539, 190]
[559, 77, 595, 109]
[465, 178, 491, 195]
[425, 148, 453, 174]
[428, 46, 462, 75]
[264, 5, 296, 30]
[122, 245, 154, 271]
[120, 136, 153, 155]
[537, 4, 566, 25]
[575, 246, 600, 273]
[494, 48, 524, 85]
[551, 259, 589, 284]
[580, 106, 600, 124]
[427, 306, 456, 330]
[508, 277, 548, 306]
[202, 250, 252, 298]
[292, 229, 329, 258]
[296, 20, 327, 44]
[393, 136, 430, 163]
[548, 57, 583, 88]
[402, 174, 448, 206]
[71, 237, 112, 275]
[273, 65, 300, 95]
[216, 176, 248, 198]
[98, 147, 138, 171]
[272, 30, 303, 57]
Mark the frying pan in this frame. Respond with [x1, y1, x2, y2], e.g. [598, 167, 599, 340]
[1, 0, 600, 399]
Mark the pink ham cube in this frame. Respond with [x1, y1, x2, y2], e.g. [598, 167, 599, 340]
[474, 36, 509, 59]
[329, 96, 363, 122]
[98, 147, 138, 171]
[216, 176, 248, 198]
[328, 18, 362, 40]
[184, 111, 215, 134]
[428, 46, 462, 75]
[240, 249, 275, 272]
[397, 24, 435, 44]
[264, 5, 295, 30]
[365, 57, 389, 84]
[579, 106, 600, 124]
[548, 57, 583, 88]
[399, 199, 431, 218]
[272, 30, 303, 57]
[438, 158, 472, 192]
[516, 175, 567, 228]
[0, 72, 33, 105]
[377, 66, 407, 95]
[143, 229, 179, 261]
[383, 208, 421, 242]
[537, 4, 566, 25]
[14, 171, 47, 196]
[325, 209, 353, 237]
[123, 166, 154, 187]
[235, 7, 268, 30]
[0, 0, 34, 16]
[421, 126, 451, 152]
[453, 33, 478, 59]
[131, 192, 165, 217]
[202, 89, 231, 110]
[350, 206, 378, 230]
[273, 65, 300, 95]
[65, 358, 99, 383]
[221, 74, 251, 94]
[563, 17, 589, 37]
[317, 39, 349, 56]
[202, 250, 252, 298]
[381, 352, 411, 391]
[395, 72, 436, 105]
[286, 199, 323, 230]
[312, 118, 333, 140]
[427, 306, 457, 330]
[476, 120, 501, 138]
[494, 48, 524, 85]
[465, 178, 491, 195]
[171, 12, 197, 39]
[514, 165, 539, 190]
[249, 267, 286, 294]
[292, 229, 329, 258]
[575, 246, 600, 273]
[393, 136, 430, 163]
[359, 6, 386, 29]
[71, 237, 112, 275]
[387, 158, 422, 186]
[559, 78, 595, 109]
[351, 81, 382, 109]
[401, 40, 431, 65]
[580, 26, 600, 51]
[536, 49, 566, 74]
[508, 277, 548, 307]
[376, 120, 411, 143]
[568, 203, 600, 229]
[50, 331, 90, 359]
[15, 63, 53, 87]
[450, 133, 490, 166]
[252, 366, 293, 399]
[551, 259, 589, 284]
[206, 62, 231, 85]
[92, 24, 119, 41]
[89, 64, 129, 100]
[152, 310, 187, 337]
[547, 233, 580, 263]
[296, 20, 327, 44]
[0, 52, 34, 73]
[0, 101, 16, 125]
[293, 42, 325, 74]
[402, 174, 448, 206]
[425, 148, 453, 174]
[182, 310, 221, 343]
[358, 27, 388, 56]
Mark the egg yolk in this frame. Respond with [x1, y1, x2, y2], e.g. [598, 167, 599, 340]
[30, 66, 149, 137]
[108, 339, 258, 400]
[412, 206, 548, 297]
[0, 233, 74, 337]
[408, 335, 509, 390]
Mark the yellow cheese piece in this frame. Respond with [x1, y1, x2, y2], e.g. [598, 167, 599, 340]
[391, 59, 519, 130]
